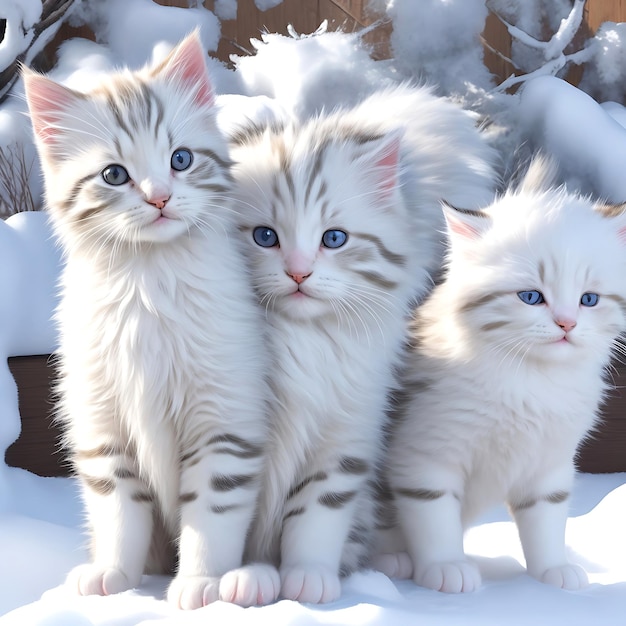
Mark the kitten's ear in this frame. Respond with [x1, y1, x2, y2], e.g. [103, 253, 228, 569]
[442, 200, 491, 240]
[595, 202, 626, 244]
[22, 67, 81, 146]
[156, 30, 214, 106]
[358, 130, 402, 199]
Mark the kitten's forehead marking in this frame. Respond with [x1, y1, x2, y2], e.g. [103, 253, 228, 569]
[100, 79, 166, 148]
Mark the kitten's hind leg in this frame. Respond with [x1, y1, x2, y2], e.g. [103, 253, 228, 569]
[509, 470, 588, 590]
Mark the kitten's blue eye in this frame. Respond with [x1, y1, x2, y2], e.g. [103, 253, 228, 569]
[253, 226, 279, 247]
[517, 290, 545, 305]
[171, 148, 193, 171]
[322, 230, 348, 249]
[581, 292, 599, 307]
[102, 164, 129, 186]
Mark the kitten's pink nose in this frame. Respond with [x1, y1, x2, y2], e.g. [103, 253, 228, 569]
[147, 194, 170, 210]
[556, 318, 577, 332]
[286, 271, 312, 284]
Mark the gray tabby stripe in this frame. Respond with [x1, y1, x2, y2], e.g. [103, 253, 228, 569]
[62, 172, 99, 214]
[480, 320, 510, 332]
[395, 488, 446, 501]
[210, 474, 255, 492]
[113, 468, 137, 480]
[75, 204, 110, 222]
[74, 444, 124, 460]
[510, 490, 570, 511]
[339, 457, 369, 475]
[179, 492, 198, 504]
[353, 269, 398, 291]
[131, 492, 153, 503]
[538, 260, 545, 284]
[545, 490, 570, 504]
[194, 148, 233, 171]
[351, 232, 406, 267]
[211, 504, 241, 514]
[82, 475, 115, 496]
[283, 507, 305, 522]
[206, 433, 264, 459]
[459, 291, 510, 315]
[318, 490, 357, 509]
[605, 294, 626, 314]
[287, 471, 328, 500]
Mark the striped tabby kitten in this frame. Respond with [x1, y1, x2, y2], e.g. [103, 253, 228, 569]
[23, 33, 277, 609]
[227, 85, 496, 604]
[375, 158, 626, 593]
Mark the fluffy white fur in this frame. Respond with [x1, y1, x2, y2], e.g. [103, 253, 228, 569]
[23, 33, 277, 609]
[375, 157, 626, 593]
[227, 84, 497, 603]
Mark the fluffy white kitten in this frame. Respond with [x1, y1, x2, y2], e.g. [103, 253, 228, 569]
[375, 157, 626, 593]
[23, 33, 277, 609]
[226, 84, 497, 603]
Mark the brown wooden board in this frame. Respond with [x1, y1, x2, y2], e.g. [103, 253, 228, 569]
[4, 355, 67, 477]
[4, 355, 625, 476]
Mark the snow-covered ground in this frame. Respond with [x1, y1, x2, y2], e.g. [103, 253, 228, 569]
[0, 467, 624, 625]
[1, 0, 626, 623]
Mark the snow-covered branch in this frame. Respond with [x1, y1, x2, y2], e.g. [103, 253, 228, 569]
[490, 0, 594, 93]
[0, 0, 76, 103]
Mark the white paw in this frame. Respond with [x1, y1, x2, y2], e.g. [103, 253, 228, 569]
[536, 564, 588, 590]
[371, 552, 414, 579]
[219, 563, 280, 607]
[280, 565, 341, 603]
[415, 560, 481, 593]
[66, 563, 134, 596]
[167, 575, 220, 610]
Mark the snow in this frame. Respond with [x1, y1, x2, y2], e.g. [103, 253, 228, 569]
[1, 470, 625, 624]
[382, 0, 494, 94]
[518, 75, 626, 202]
[1, 0, 626, 623]
[0, 0, 41, 72]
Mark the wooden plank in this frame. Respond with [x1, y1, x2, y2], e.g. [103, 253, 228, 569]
[4, 354, 626, 476]
[4, 355, 67, 478]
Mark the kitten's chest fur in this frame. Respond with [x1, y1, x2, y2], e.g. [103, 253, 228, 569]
[268, 313, 404, 458]
[59, 234, 252, 513]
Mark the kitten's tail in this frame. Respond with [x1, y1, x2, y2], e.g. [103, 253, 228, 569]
[516, 154, 560, 196]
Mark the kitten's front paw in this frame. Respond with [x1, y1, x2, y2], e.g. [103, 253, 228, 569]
[280, 565, 341, 604]
[167, 575, 220, 610]
[371, 552, 414, 579]
[219, 563, 280, 607]
[66, 563, 134, 596]
[415, 560, 481, 593]
[535, 564, 588, 590]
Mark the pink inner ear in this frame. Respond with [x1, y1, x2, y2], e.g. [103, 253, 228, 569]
[375, 137, 400, 195]
[445, 212, 482, 240]
[618, 226, 626, 245]
[163, 33, 214, 106]
[24, 74, 75, 145]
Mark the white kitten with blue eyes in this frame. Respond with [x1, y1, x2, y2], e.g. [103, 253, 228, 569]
[227, 84, 497, 604]
[24, 33, 276, 610]
[375, 157, 626, 593]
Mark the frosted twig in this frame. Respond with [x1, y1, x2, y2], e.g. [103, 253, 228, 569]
[494, 0, 586, 60]
[0, 144, 37, 218]
[494, 46, 595, 93]
[489, 0, 593, 93]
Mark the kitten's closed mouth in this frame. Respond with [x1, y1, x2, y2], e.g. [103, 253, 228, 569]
[153, 214, 176, 225]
